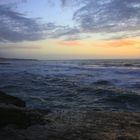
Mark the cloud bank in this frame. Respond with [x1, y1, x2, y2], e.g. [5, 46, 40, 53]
[60, 0, 140, 39]
[0, 4, 79, 42]
[73, 0, 140, 32]
[0, 0, 140, 43]
[0, 5, 46, 42]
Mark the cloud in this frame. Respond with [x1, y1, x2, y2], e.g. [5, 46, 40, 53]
[106, 38, 140, 47]
[59, 40, 82, 46]
[0, 4, 79, 42]
[90, 38, 140, 48]
[1, 0, 140, 43]
[58, 0, 140, 40]
[73, 0, 140, 35]
[0, 44, 41, 49]
[59, 0, 82, 6]
[0, 0, 27, 5]
[0, 5, 47, 42]
[52, 27, 80, 39]
[0, 1, 82, 43]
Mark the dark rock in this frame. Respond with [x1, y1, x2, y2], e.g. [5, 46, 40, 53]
[0, 111, 140, 140]
[123, 63, 133, 67]
[35, 108, 52, 115]
[0, 105, 45, 128]
[117, 136, 137, 140]
[0, 91, 46, 129]
[0, 91, 25, 107]
[94, 80, 112, 86]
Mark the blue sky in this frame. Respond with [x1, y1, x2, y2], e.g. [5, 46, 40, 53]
[16, 0, 76, 26]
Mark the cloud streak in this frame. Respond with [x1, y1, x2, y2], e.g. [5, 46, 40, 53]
[90, 38, 140, 48]
[106, 38, 140, 47]
[59, 40, 82, 46]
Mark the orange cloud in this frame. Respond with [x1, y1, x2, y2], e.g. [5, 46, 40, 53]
[58, 38, 140, 48]
[58, 41, 82, 47]
[91, 38, 140, 48]
[106, 38, 140, 47]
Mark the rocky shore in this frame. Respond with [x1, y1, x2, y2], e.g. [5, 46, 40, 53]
[0, 91, 46, 129]
[0, 90, 140, 140]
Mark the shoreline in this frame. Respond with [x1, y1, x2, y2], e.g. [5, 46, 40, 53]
[0, 91, 140, 140]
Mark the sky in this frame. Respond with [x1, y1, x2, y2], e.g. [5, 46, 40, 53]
[0, 0, 140, 59]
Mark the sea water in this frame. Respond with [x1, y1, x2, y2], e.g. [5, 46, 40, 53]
[0, 59, 140, 112]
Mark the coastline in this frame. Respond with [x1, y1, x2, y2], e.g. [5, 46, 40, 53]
[0, 91, 140, 140]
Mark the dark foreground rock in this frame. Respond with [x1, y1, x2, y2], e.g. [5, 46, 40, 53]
[0, 111, 140, 140]
[0, 91, 140, 140]
[0, 105, 45, 128]
[44, 111, 140, 140]
[0, 91, 46, 128]
[0, 91, 25, 107]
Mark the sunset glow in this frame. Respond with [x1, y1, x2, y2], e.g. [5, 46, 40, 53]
[0, 0, 140, 59]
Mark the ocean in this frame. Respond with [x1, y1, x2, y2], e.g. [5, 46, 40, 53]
[0, 59, 140, 112]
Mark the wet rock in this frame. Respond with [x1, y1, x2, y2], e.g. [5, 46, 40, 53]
[117, 136, 138, 140]
[0, 91, 48, 128]
[0, 111, 140, 140]
[0, 91, 25, 107]
[0, 105, 45, 128]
